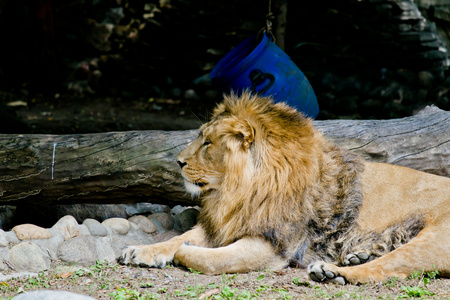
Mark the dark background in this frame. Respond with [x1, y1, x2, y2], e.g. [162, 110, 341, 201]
[0, 0, 449, 134]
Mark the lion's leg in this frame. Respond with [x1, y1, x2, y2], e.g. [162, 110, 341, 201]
[174, 237, 288, 275]
[309, 224, 450, 284]
[118, 226, 208, 268]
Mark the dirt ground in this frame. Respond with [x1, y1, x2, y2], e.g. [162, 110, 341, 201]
[1, 260, 449, 299]
[7, 95, 215, 134]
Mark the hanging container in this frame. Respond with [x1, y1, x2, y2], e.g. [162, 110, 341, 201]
[210, 33, 319, 118]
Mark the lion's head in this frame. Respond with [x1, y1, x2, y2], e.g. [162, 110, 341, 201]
[176, 92, 327, 248]
[177, 92, 322, 196]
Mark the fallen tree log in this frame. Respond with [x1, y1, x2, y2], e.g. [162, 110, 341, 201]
[0, 106, 448, 207]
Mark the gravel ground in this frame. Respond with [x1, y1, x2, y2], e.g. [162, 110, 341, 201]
[1, 260, 449, 299]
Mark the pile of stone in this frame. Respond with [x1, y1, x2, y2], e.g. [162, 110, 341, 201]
[0, 206, 199, 274]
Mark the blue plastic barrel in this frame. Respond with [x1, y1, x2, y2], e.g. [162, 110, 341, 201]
[210, 33, 319, 118]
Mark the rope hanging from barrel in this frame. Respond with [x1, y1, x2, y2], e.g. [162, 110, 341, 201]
[259, 0, 276, 42]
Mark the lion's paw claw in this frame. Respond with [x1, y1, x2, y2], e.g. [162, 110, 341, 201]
[118, 245, 171, 269]
[308, 261, 346, 285]
[343, 252, 373, 266]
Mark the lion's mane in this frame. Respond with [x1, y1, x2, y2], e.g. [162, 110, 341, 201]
[194, 93, 372, 265]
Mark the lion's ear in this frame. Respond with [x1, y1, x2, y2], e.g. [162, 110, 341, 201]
[230, 119, 255, 151]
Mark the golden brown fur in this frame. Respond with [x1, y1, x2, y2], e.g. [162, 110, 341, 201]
[119, 92, 450, 284]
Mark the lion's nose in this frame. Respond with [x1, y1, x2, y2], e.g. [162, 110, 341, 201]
[177, 160, 187, 169]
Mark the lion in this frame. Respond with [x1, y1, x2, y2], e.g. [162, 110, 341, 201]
[119, 92, 450, 284]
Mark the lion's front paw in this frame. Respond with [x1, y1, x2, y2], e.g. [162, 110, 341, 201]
[307, 261, 346, 285]
[343, 252, 374, 266]
[118, 244, 173, 268]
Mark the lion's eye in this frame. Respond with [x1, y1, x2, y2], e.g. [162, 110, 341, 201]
[203, 138, 211, 146]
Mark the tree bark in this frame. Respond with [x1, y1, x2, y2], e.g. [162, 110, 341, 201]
[0, 106, 448, 207]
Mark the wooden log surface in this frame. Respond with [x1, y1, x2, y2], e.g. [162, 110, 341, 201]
[0, 105, 448, 207]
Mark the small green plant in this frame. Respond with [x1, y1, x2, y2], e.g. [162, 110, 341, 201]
[188, 267, 202, 274]
[217, 285, 258, 299]
[90, 260, 108, 272]
[175, 284, 207, 298]
[292, 277, 311, 287]
[399, 268, 439, 298]
[383, 276, 399, 288]
[399, 286, 435, 298]
[25, 273, 50, 289]
[110, 288, 161, 300]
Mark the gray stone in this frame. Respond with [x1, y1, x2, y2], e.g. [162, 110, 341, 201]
[124, 203, 170, 215]
[148, 218, 166, 234]
[128, 215, 156, 234]
[83, 218, 108, 237]
[57, 236, 97, 266]
[0, 247, 11, 271]
[417, 71, 434, 88]
[153, 230, 182, 243]
[12, 290, 95, 300]
[109, 236, 141, 258]
[10, 242, 51, 272]
[78, 224, 91, 236]
[172, 214, 182, 232]
[177, 208, 199, 232]
[30, 228, 64, 260]
[103, 224, 114, 236]
[0, 229, 8, 247]
[6, 231, 19, 244]
[126, 222, 154, 244]
[94, 237, 116, 262]
[54, 204, 128, 223]
[170, 205, 186, 215]
[148, 213, 174, 231]
[102, 218, 130, 235]
[52, 215, 80, 240]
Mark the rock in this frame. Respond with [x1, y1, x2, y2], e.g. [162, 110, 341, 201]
[126, 222, 155, 244]
[124, 203, 170, 215]
[148, 218, 166, 234]
[128, 215, 157, 234]
[417, 71, 434, 88]
[5, 231, 19, 244]
[108, 236, 142, 258]
[102, 218, 130, 235]
[82, 218, 108, 237]
[12, 290, 96, 300]
[78, 224, 91, 236]
[177, 208, 199, 232]
[0, 229, 8, 247]
[172, 214, 182, 232]
[0, 247, 11, 271]
[10, 242, 51, 272]
[52, 215, 80, 240]
[12, 224, 51, 240]
[184, 89, 199, 100]
[30, 228, 64, 260]
[55, 204, 129, 223]
[148, 213, 174, 231]
[94, 237, 116, 262]
[0, 206, 15, 230]
[153, 230, 182, 243]
[57, 236, 98, 266]
[170, 205, 187, 215]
